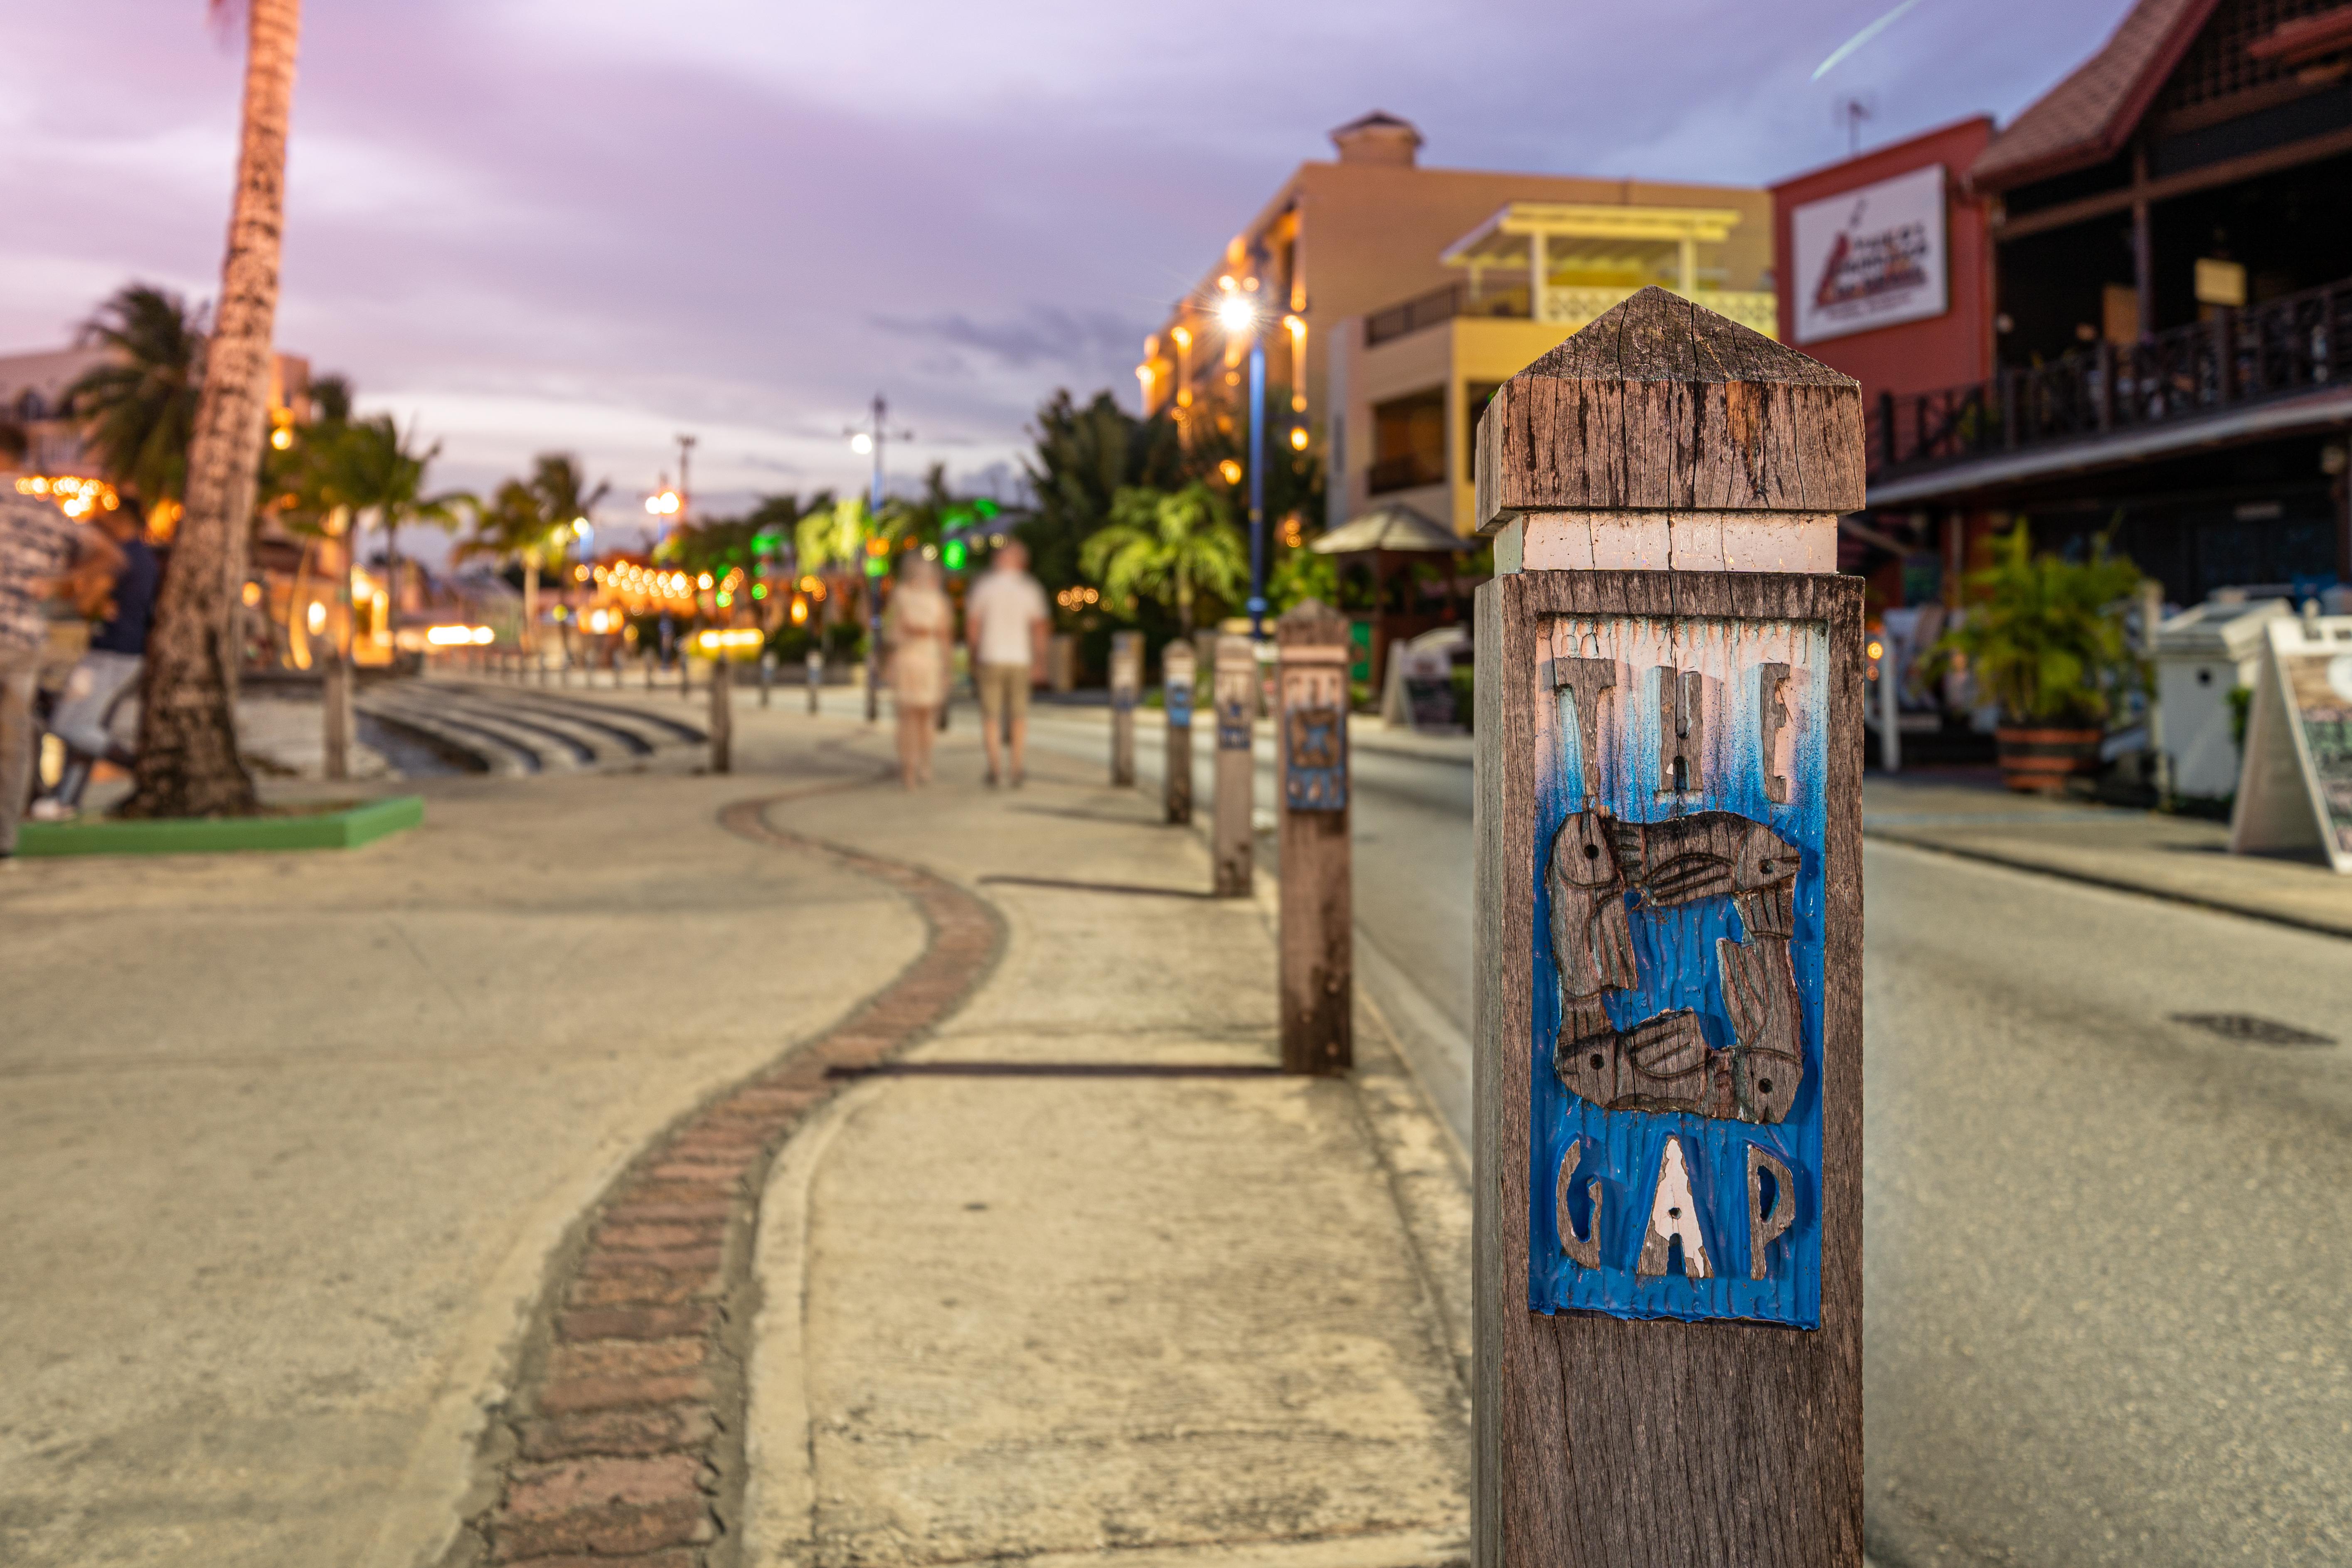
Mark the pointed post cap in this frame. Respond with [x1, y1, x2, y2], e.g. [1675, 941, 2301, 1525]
[1276, 596, 1350, 649]
[1474, 287, 1864, 533]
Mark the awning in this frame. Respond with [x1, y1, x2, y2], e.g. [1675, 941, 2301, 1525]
[1865, 385, 2352, 508]
[1312, 504, 1464, 555]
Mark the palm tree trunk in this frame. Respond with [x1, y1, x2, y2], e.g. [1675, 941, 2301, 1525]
[120, 0, 301, 819]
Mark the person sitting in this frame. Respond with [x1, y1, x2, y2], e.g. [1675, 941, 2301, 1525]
[32, 495, 157, 820]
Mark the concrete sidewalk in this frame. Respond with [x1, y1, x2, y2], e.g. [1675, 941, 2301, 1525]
[0, 690, 1470, 1568]
[1862, 774, 2352, 939]
[738, 729, 1471, 1568]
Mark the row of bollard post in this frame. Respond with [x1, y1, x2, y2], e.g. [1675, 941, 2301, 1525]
[1087, 293, 1867, 1568]
[1106, 606, 1355, 1076]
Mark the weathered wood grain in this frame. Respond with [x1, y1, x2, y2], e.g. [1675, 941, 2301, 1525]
[1211, 634, 1255, 898]
[1109, 630, 1141, 787]
[708, 652, 733, 775]
[1474, 288, 1865, 530]
[1473, 569, 1864, 1568]
[1162, 640, 1196, 825]
[1277, 601, 1352, 1074]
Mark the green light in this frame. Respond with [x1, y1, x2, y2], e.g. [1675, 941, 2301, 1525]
[751, 583, 767, 599]
[864, 556, 887, 578]
[942, 539, 967, 571]
[973, 497, 1000, 518]
[716, 591, 733, 608]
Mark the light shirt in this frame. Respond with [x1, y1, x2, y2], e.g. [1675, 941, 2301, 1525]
[0, 489, 75, 654]
[965, 566, 1048, 667]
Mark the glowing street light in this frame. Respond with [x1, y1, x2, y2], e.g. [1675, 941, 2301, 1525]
[1216, 292, 1256, 335]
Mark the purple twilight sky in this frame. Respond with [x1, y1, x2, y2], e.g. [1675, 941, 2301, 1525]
[3, 0, 2125, 548]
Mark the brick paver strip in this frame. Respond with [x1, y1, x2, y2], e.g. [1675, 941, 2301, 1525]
[449, 793, 1005, 1566]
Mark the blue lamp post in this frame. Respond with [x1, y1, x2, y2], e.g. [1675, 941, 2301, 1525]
[1218, 278, 1269, 638]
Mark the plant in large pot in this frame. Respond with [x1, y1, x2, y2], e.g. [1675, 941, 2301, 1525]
[1923, 522, 2145, 792]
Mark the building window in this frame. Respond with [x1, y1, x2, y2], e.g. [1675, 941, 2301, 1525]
[1369, 387, 1446, 494]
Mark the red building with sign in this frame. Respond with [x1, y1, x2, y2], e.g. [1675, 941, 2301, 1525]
[1772, 117, 1998, 609]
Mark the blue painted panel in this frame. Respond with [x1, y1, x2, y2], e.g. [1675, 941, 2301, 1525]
[1284, 706, 1347, 811]
[1166, 684, 1193, 726]
[1216, 694, 1252, 751]
[1529, 617, 1827, 1328]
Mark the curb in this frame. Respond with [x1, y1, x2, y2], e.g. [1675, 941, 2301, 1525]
[1863, 827, 2352, 943]
[18, 793, 423, 856]
[444, 793, 1005, 1568]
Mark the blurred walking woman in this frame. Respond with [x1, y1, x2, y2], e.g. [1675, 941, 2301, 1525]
[884, 557, 951, 786]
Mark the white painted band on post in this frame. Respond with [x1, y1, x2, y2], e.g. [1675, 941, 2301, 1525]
[1496, 511, 1839, 577]
[1278, 646, 1350, 665]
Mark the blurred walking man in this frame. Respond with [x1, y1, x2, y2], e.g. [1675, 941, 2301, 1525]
[964, 539, 1048, 788]
[0, 425, 121, 860]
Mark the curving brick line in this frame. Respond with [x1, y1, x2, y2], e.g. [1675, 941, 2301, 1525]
[445, 794, 1004, 1568]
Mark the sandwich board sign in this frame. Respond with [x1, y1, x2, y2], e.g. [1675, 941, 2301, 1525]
[2231, 613, 2352, 873]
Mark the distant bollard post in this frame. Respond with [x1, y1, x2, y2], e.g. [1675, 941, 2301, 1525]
[1276, 599, 1352, 1074]
[681, 650, 694, 701]
[643, 648, 655, 691]
[1211, 633, 1256, 897]
[709, 644, 733, 774]
[806, 649, 823, 715]
[759, 649, 774, 708]
[1469, 290, 1864, 1568]
[1109, 630, 1141, 786]
[1162, 639, 1196, 825]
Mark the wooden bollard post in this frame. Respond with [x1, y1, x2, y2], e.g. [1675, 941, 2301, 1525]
[709, 650, 733, 774]
[1276, 600, 1352, 1073]
[806, 650, 823, 715]
[1470, 289, 1864, 1568]
[1109, 630, 1141, 786]
[1211, 633, 1255, 897]
[681, 650, 694, 701]
[1162, 639, 1195, 825]
[643, 648, 655, 691]
[759, 650, 774, 708]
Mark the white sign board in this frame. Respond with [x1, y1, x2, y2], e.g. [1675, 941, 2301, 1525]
[1790, 164, 1947, 346]
[2230, 615, 2352, 874]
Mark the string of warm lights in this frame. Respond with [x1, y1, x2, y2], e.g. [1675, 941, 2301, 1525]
[1056, 586, 1101, 609]
[14, 475, 120, 520]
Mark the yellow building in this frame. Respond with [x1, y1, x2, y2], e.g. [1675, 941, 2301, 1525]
[1136, 111, 1775, 536]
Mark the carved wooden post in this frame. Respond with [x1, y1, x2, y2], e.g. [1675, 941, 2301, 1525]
[1470, 288, 1864, 1568]
[709, 647, 733, 774]
[1211, 633, 1256, 897]
[1162, 639, 1196, 825]
[806, 649, 823, 714]
[1109, 630, 1141, 786]
[1276, 600, 1352, 1074]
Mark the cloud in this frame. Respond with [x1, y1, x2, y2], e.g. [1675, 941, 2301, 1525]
[870, 307, 1146, 374]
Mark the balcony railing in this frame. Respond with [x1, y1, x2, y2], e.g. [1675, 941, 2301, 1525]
[1364, 282, 1780, 347]
[1366, 283, 1532, 346]
[1869, 274, 2352, 481]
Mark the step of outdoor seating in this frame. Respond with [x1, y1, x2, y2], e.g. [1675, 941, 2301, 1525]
[357, 679, 710, 777]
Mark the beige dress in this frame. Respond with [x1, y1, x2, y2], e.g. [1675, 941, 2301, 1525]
[887, 586, 951, 709]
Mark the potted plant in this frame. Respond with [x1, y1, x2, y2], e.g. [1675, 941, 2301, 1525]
[1923, 522, 2144, 792]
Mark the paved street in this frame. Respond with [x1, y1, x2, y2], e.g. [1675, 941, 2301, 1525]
[1020, 699, 2352, 1567]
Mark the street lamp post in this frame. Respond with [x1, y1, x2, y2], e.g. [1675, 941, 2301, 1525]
[847, 394, 912, 723]
[1218, 258, 1271, 639]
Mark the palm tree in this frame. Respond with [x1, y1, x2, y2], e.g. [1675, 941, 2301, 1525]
[65, 283, 207, 509]
[1080, 482, 1248, 634]
[120, 0, 302, 820]
[456, 455, 601, 652]
[1022, 389, 1184, 593]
